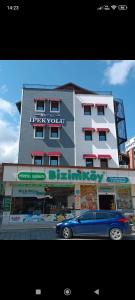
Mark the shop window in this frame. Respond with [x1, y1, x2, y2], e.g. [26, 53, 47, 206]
[97, 106, 104, 115]
[34, 156, 43, 166]
[100, 159, 108, 168]
[49, 156, 59, 166]
[11, 187, 74, 216]
[50, 101, 60, 112]
[99, 131, 106, 141]
[50, 127, 59, 139]
[86, 158, 93, 167]
[34, 127, 44, 138]
[85, 131, 92, 141]
[35, 100, 45, 111]
[84, 106, 91, 115]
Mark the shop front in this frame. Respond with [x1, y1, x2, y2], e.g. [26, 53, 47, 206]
[2, 164, 135, 224]
[10, 184, 75, 223]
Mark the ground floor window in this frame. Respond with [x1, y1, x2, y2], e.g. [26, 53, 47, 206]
[11, 187, 74, 215]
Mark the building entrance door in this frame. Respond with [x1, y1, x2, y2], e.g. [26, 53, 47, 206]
[99, 194, 116, 210]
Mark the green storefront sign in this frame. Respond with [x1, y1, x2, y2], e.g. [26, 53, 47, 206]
[18, 172, 45, 180]
[48, 170, 104, 183]
[18, 170, 105, 183]
[107, 177, 129, 183]
[4, 197, 11, 211]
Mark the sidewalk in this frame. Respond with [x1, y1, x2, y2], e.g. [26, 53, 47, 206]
[0, 222, 57, 231]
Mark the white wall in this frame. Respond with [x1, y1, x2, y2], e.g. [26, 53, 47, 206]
[75, 94, 119, 167]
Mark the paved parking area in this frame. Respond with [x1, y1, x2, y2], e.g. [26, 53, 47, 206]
[0, 228, 135, 240]
[0, 229, 57, 240]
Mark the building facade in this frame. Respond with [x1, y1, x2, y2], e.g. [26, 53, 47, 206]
[125, 136, 135, 168]
[17, 83, 127, 168]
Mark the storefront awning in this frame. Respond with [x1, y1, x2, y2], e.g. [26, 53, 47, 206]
[47, 124, 62, 127]
[47, 152, 62, 156]
[82, 128, 95, 131]
[32, 124, 46, 127]
[82, 103, 94, 107]
[98, 155, 112, 159]
[96, 128, 110, 132]
[95, 104, 108, 107]
[83, 154, 97, 159]
[34, 98, 47, 101]
[48, 98, 62, 102]
[31, 151, 46, 156]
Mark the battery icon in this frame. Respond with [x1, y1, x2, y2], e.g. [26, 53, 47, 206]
[118, 5, 128, 10]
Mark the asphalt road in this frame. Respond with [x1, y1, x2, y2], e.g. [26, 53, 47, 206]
[0, 229, 135, 240]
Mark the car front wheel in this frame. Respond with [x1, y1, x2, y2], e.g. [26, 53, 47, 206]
[109, 228, 123, 240]
[61, 227, 72, 239]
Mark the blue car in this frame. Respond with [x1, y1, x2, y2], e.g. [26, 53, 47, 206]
[56, 210, 132, 240]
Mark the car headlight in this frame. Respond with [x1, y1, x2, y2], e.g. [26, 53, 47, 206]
[57, 222, 62, 226]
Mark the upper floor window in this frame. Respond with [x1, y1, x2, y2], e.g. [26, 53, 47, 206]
[34, 156, 43, 166]
[86, 158, 93, 167]
[50, 101, 60, 112]
[84, 106, 91, 115]
[85, 131, 92, 141]
[50, 127, 60, 139]
[97, 106, 104, 115]
[35, 100, 45, 111]
[49, 156, 59, 166]
[34, 127, 44, 139]
[100, 159, 108, 168]
[99, 131, 106, 141]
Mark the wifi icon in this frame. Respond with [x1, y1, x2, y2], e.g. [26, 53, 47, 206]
[111, 5, 117, 10]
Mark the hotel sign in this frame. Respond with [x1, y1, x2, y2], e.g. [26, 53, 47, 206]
[30, 116, 65, 124]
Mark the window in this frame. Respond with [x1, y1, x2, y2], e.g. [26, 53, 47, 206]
[84, 106, 91, 115]
[50, 101, 60, 112]
[85, 131, 92, 141]
[34, 127, 44, 138]
[96, 212, 108, 219]
[99, 131, 106, 141]
[96, 212, 116, 219]
[97, 106, 104, 115]
[100, 159, 108, 168]
[86, 158, 93, 167]
[35, 100, 45, 111]
[49, 156, 59, 166]
[50, 127, 59, 139]
[79, 212, 95, 220]
[34, 156, 43, 166]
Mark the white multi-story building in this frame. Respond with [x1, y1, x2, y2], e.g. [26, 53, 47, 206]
[75, 93, 119, 168]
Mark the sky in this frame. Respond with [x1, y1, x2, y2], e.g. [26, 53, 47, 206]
[0, 60, 135, 163]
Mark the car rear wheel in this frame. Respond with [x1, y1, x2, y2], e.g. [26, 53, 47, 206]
[109, 228, 123, 240]
[62, 227, 72, 239]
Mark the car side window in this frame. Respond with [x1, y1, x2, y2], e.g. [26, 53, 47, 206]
[96, 213, 108, 219]
[80, 212, 95, 220]
[96, 213, 116, 219]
